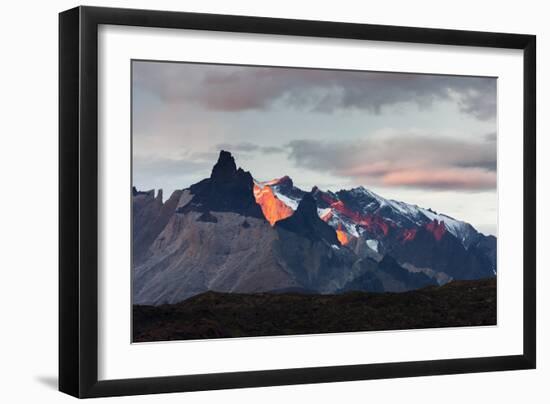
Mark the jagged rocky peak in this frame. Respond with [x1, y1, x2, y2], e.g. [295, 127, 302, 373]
[132, 186, 155, 198]
[211, 150, 237, 180]
[182, 150, 265, 219]
[274, 175, 293, 187]
[310, 186, 324, 200]
[208, 150, 255, 185]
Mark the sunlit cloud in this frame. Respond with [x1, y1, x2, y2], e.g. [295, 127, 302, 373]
[286, 134, 497, 191]
[381, 168, 496, 190]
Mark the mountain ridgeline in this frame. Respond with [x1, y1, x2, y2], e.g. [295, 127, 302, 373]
[133, 151, 496, 305]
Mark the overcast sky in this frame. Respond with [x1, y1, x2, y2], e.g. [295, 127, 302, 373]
[132, 60, 497, 235]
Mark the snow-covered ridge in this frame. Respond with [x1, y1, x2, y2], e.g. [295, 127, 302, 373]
[366, 239, 379, 252]
[274, 191, 300, 210]
[342, 186, 478, 244]
[254, 177, 286, 188]
[254, 178, 480, 246]
[418, 207, 475, 243]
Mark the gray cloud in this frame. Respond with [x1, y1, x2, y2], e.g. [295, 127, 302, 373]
[214, 142, 286, 155]
[454, 159, 497, 171]
[261, 146, 286, 154]
[215, 142, 260, 152]
[133, 62, 496, 120]
[189, 151, 220, 162]
[484, 132, 497, 142]
[456, 87, 497, 120]
[133, 156, 211, 178]
[286, 135, 496, 191]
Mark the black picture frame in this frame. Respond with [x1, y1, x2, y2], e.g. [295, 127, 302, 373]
[59, 5, 536, 398]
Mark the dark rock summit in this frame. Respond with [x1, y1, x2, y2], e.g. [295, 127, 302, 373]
[178, 150, 265, 219]
[210, 150, 237, 180]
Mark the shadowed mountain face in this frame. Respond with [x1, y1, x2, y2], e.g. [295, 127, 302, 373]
[177, 150, 265, 219]
[133, 187, 182, 265]
[132, 151, 496, 306]
[276, 193, 339, 245]
[384, 225, 494, 280]
[266, 177, 496, 281]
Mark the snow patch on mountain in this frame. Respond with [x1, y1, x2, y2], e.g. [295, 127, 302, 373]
[324, 210, 360, 238]
[401, 262, 453, 286]
[274, 190, 300, 210]
[366, 239, 379, 252]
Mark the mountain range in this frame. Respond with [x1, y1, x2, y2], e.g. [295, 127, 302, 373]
[133, 150, 496, 305]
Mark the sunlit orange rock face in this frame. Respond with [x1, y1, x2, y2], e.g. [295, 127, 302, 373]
[426, 219, 446, 241]
[400, 228, 418, 243]
[336, 224, 350, 245]
[253, 184, 294, 226]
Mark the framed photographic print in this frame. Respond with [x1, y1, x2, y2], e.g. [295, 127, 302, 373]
[59, 6, 536, 398]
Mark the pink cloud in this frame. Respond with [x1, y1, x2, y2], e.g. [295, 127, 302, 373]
[381, 168, 496, 190]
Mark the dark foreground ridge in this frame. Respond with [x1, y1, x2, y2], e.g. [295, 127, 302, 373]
[133, 278, 496, 342]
